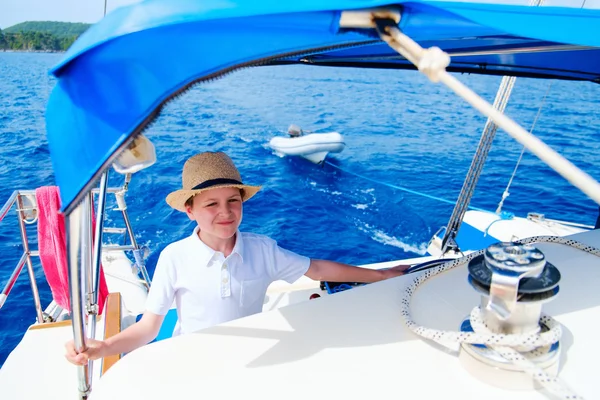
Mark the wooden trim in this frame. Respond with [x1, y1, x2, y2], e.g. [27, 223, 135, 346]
[29, 319, 73, 330]
[29, 315, 100, 330]
[101, 292, 122, 375]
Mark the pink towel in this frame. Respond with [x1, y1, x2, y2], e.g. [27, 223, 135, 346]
[36, 187, 109, 315]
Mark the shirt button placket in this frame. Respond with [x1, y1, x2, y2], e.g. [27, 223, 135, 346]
[221, 262, 231, 298]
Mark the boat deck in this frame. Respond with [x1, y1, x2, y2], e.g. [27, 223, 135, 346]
[89, 229, 600, 399]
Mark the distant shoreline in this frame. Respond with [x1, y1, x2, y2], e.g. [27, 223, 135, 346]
[1, 22, 86, 52]
[1, 49, 64, 54]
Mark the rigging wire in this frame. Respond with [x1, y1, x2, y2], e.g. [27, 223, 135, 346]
[496, 81, 554, 214]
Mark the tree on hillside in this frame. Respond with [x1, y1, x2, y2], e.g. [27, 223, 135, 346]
[4, 21, 90, 38]
[1, 30, 75, 51]
[0, 28, 6, 50]
[0, 21, 88, 51]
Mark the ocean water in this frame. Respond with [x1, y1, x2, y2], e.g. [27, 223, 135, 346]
[0, 52, 599, 366]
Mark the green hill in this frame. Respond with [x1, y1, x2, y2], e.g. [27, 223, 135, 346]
[1, 21, 90, 52]
[4, 21, 90, 38]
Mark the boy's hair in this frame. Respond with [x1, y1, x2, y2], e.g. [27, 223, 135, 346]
[184, 189, 245, 209]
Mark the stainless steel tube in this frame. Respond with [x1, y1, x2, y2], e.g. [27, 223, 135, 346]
[16, 195, 44, 323]
[0, 191, 18, 223]
[67, 200, 91, 397]
[0, 253, 28, 309]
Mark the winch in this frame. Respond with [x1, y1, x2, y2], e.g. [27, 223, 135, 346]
[459, 242, 562, 389]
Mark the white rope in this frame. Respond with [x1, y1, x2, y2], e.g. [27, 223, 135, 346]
[401, 236, 600, 399]
[378, 25, 600, 207]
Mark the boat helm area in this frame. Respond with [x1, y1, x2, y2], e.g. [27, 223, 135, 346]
[1, 2, 600, 400]
[65, 13, 600, 400]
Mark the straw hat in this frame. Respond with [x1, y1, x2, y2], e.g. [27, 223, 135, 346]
[166, 152, 261, 212]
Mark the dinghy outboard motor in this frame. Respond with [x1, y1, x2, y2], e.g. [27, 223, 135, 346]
[460, 242, 561, 389]
[287, 124, 303, 138]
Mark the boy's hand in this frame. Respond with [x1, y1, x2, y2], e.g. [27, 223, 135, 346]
[65, 338, 107, 366]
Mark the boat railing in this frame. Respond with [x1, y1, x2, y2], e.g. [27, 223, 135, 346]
[0, 183, 151, 324]
[527, 212, 594, 230]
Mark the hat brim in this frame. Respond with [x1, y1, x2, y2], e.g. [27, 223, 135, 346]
[166, 184, 261, 212]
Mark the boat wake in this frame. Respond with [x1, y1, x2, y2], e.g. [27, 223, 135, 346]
[356, 221, 428, 256]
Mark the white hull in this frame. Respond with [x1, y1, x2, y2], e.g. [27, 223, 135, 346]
[428, 210, 589, 256]
[88, 229, 600, 399]
[1, 200, 595, 399]
[269, 132, 345, 164]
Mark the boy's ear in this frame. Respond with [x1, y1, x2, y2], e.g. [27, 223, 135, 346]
[185, 208, 195, 221]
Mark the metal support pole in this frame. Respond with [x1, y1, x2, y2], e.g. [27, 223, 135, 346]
[132, 248, 152, 289]
[67, 199, 91, 398]
[116, 174, 151, 289]
[16, 195, 44, 323]
[83, 192, 95, 385]
[0, 253, 28, 309]
[88, 171, 108, 339]
[0, 191, 18, 223]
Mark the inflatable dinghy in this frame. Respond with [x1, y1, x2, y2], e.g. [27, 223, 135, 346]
[269, 132, 345, 164]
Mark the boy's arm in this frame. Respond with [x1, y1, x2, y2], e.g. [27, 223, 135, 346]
[65, 311, 165, 365]
[103, 311, 165, 355]
[304, 259, 409, 283]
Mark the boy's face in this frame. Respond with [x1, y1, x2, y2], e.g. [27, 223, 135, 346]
[186, 187, 243, 241]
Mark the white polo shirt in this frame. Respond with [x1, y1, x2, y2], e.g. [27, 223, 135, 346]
[145, 227, 311, 337]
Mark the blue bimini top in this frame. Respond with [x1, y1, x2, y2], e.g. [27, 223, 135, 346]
[45, 0, 600, 213]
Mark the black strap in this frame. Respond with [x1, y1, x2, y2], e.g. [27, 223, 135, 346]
[191, 178, 242, 190]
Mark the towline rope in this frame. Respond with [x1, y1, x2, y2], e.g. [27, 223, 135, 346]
[323, 161, 489, 212]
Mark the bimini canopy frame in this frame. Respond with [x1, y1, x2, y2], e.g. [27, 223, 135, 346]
[46, 0, 600, 216]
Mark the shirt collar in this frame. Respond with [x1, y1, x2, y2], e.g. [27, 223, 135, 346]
[190, 226, 244, 266]
[232, 230, 245, 262]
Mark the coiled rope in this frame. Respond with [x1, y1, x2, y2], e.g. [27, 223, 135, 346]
[402, 236, 600, 399]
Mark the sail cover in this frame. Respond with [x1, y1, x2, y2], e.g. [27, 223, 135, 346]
[45, 0, 600, 213]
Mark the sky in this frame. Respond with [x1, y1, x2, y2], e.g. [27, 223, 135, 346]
[0, 0, 142, 29]
[0, 0, 597, 30]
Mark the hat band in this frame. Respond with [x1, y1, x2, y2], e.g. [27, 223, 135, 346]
[191, 178, 243, 190]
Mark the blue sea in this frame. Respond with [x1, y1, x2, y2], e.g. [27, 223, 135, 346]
[0, 52, 599, 366]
